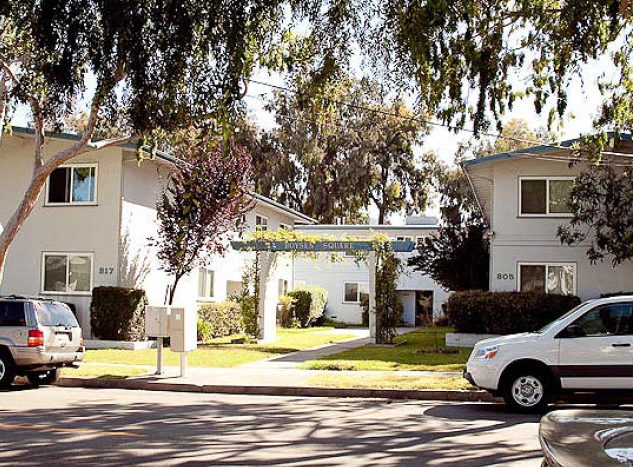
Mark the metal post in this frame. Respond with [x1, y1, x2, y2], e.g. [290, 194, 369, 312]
[179, 352, 187, 378]
[156, 337, 164, 375]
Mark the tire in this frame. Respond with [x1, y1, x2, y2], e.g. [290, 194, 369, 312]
[26, 369, 61, 386]
[502, 372, 551, 413]
[0, 350, 17, 388]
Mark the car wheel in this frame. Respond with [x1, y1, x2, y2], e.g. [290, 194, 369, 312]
[0, 350, 17, 387]
[26, 369, 61, 386]
[503, 372, 550, 413]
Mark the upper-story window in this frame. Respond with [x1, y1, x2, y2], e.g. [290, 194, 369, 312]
[519, 177, 573, 216]
[255, 214, 268, 232]
[198, 267, 215, 300]
[46, 164, 97, 205]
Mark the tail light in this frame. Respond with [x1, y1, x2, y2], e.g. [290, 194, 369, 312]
[28, 329, 45, 347]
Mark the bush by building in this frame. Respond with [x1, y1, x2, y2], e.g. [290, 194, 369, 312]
[197, 301, 242, 341]
[288, 286, 328, 327]
[277, 295, 299, 328]
[90, 286, 148, 341]
[446, 291, 581, 335]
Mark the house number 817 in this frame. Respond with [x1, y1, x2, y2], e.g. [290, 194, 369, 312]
[99, 267, 115, 275]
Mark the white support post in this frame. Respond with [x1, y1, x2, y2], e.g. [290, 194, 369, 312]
[257, 252, 277, 343]
[179, 352, 188, 378]
[156, 337, 164, 375]
[368, 251, 377, 344]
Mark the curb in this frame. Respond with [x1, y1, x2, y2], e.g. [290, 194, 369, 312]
[56, 377, 497, 402]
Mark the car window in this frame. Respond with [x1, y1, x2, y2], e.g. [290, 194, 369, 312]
[571, 303, 633, 337]
[35, 302, 79, 327]
[0, 301, 27, 327]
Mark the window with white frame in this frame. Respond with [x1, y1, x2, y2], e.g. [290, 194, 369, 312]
[343, 282, 369, 303]
[416, 236, 425, 248]
[518, 262, 576, 295]
[198, 268, 215, 299]
[519, 177, 573, 215]
[42, 253, 93, 294]
[46, 164, 97, 205]
[255, 214, 268, 232]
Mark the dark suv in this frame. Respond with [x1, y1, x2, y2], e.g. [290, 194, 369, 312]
[0, 296, 84, 386]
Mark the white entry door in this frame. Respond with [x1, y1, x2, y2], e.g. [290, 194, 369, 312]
[558, 302, 633, 389]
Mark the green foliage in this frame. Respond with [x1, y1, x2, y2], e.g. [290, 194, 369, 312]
[288, 286, 328, 327]
[197, 301, 243, 341]
[359, 292, 369, 326]
[90, 286, 148, 341]
[446, 291, 581, 335]
[240, 295, 259, 338]
[277, 295, 299, 328]
[409, 164, 489, 291]
[374, 246, 403, 344]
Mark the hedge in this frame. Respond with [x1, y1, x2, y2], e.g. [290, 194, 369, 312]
[90, 286, 148, 341]
[198, 301, 242, 341]
[446, 291, 581, 335]
[288, 285, 328, 327]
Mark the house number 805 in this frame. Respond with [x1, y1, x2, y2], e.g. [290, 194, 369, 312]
[496, 273, 515, 280]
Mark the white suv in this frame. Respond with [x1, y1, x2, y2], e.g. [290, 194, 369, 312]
[464, 295, 633, 412]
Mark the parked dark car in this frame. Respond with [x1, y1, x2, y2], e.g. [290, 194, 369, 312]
[540, 409, 633, 466]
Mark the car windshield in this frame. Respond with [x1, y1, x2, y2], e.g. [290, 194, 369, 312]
[536, 300, 593, 334]
[36, 302, 79, 327]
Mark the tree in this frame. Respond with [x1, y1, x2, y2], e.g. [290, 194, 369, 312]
[464, 119, 556, 159]
[254, 76, 432, 223]
[0, 0, 350, 285]
[409, 164, 490, 291]
[155, 136, 253, 305]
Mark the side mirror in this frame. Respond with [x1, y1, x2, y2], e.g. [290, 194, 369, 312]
[562, 324, 586, 338]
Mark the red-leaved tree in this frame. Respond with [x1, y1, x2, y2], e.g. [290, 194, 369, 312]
[155, 136, 254, 305]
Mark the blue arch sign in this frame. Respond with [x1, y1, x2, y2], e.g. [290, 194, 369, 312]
[230, 240, 416, 253]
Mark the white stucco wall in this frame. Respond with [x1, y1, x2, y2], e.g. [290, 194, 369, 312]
[488, 157, 633, 298]
[294, 226, 451, 325]
[0, 134, 124, 335]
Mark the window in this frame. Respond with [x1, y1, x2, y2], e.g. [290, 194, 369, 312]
[255, 215, 268, 232]
[0, 302, 26, 327]
[42, 253, 93, 294]
[343, 282, 369, 303]
[416, 236, 425, 248]
[46, 164, 97, 205]
[519, 177, 573, 215]
[571, 303, 633, 336]
[519, 263, 576, 295]
[278, 279, 289, 297]
[198, 268, 215, 299]
[279, 223, 292, 232]
[396, 236, 413, 242]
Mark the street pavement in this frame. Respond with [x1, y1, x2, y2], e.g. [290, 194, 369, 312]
[0, 386, 543, 466]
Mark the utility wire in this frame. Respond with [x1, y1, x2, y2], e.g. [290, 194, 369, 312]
[247, 78, 633, 159]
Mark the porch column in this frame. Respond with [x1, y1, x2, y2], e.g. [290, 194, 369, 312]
[257, 252, 277, 343]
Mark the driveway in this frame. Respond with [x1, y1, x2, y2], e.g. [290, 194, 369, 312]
[0, 386, 542, 466]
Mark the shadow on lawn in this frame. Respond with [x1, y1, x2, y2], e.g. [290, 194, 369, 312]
[0, 389, 542, 467]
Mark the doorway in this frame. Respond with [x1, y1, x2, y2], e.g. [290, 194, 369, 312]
[415, 290, 434, 326]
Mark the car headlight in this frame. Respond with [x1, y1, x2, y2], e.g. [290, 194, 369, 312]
[474, 345, 500, 360]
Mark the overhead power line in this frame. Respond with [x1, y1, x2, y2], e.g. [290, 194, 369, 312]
[247, 78, 633, 159]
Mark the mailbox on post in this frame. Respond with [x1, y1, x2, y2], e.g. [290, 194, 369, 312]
[145, 306, 171, 338]
[169, 307, 197, 352]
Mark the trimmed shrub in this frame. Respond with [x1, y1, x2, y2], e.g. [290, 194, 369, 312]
[90, 286, 148, 341]
[278, 295, 299, 328]
[288, 285, 328, 327]
[360, 292, 370, 326]
[446, 291, 581, 335]
[197, 319, 213, 342]
[198, 301, 242, 340]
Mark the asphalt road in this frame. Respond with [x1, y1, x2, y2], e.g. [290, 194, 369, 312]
[0, 386, 543, 466]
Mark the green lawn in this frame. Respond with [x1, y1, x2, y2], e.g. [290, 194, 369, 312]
[85, 327, 356, 368]
[306, 373, 471, 390]
[300, 328, 471, 372]
[62, 363, 149, 379]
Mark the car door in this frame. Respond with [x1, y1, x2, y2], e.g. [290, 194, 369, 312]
[557, 302, 633, 390]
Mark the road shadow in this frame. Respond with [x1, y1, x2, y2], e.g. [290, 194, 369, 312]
[0, 389, 544, 467]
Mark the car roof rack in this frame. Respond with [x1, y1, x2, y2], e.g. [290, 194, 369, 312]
[0, 294, 54, 301]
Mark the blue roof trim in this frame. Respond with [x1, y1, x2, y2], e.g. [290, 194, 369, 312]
[462, 132, 632, 168]
[8, 125, 314, 224]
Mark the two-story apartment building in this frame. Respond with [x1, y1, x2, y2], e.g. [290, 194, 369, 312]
[0, 127, 314, 337]
[294, 218, 451, 325]
[463, 136, 633, 299]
